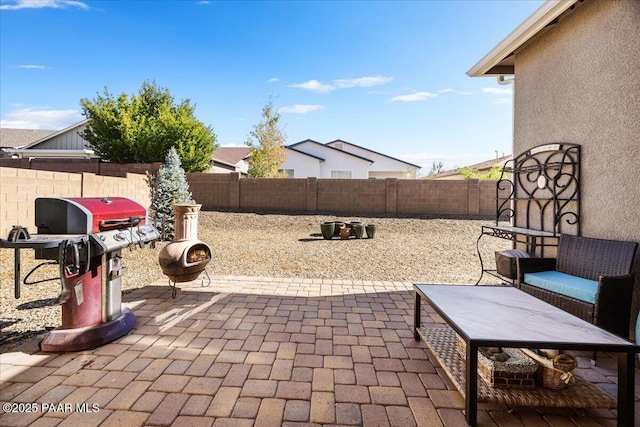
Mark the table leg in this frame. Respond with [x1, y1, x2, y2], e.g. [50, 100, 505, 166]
[475, 232, 484, 285]
[414, 291, 421, 341]
[14, 247, 21, 299]
[465, 340, 478, 426]
[617, 351, 635, 427]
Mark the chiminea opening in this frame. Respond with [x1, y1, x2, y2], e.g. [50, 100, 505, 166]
[159, 204, 212, 296]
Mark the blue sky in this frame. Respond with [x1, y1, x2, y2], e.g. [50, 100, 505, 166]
[0, 0, 544, 172]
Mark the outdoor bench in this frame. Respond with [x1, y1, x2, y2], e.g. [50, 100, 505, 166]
[517, 234, 638, 339]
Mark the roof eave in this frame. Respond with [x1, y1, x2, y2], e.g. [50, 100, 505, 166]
[467, 0, 578, 77]
[22, 119, 89, 149]
[6, 148, 96, 159]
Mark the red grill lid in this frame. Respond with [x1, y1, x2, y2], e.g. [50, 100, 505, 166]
[36, 197, 147, 234]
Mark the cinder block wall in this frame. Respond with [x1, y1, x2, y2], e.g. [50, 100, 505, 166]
[0, 167, 150, 236]
[82, 173, 150, 205]
[1, 164, 506, 237]
[317, 179, 387, 214]
[240, 178, 308, 212]
[186, 175, 504, 217]
[186, 173, 231, 209]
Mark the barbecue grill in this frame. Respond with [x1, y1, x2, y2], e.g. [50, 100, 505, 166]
[0, 197, 160, 352]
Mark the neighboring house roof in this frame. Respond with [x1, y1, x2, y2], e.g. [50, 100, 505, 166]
[286, 146, 325, 162]
[467, 0, 580, 76]
[326, 139, 422, 169]
[212, 146, 251, 166]
[288, 139, 374, 164]
[0, 128, 56, 149]
[21, 119, 89, 149]
[429, 154, 512, 179]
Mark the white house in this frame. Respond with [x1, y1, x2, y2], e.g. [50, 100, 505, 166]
[326, 140, 420, 179]
[280, 139, 420, 179]
[209, 146, 250, 175]
[3, 120, 95, 159]
[281, 139, 372, 179]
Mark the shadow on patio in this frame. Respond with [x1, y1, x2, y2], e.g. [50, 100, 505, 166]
[0, 276, 638, 426]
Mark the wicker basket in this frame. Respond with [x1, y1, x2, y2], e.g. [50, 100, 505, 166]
[456, 335, 537, 389]
[521, 349, 578, 390]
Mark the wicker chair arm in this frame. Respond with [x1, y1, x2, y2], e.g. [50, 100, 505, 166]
[594, 274, 635, 338]
[516, 257, 557, 285]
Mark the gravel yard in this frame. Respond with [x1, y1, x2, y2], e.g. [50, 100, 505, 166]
[0, 211, 509, 350]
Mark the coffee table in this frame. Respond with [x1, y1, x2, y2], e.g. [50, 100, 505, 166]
[413, 284, 638, 426]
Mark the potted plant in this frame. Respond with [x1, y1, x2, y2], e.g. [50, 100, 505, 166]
[352, 224, 365, 239]
[365, 224, 376, 238]
[320, 221, 335, 240]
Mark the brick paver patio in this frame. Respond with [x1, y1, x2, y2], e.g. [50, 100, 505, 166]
[1, 276, 639, 426]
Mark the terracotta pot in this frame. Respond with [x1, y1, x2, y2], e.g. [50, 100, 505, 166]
[339, 226, 351, 239]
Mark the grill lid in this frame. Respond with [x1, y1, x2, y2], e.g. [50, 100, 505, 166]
[36, 197, 147, 234]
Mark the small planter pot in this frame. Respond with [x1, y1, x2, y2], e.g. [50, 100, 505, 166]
[320, 222, 335, 240]
[333, 221, 344, 236]
[365, 224, 376, 239]
[348, 221, 363, 237]
[352, 224, 365, 239]
[339, 226, 351, 239]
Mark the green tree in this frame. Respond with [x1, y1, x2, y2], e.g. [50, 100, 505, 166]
[80, 81, 217, 172]
[148, 147, 195, 240]
[245, 97, 287, 178]
[458, 165, 503, 180]
[427, 161, 444, 176]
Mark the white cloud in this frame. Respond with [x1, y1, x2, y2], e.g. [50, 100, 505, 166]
[493, 98, 512, 105]
[0, 107, 83, 129]
[289, 79, 335, 93]
[290, 75, 393, 93]
[438, 88, 472, 96]
[0, 0, 89, 10]
[16, 64, 50, 70]
[278, 104, 324, 114]
[267, 77, 281, 83]
[197, 1, 211, 4]
[483, 87, 512, 95]
[334, 76, 393, 89]
[390, 91, 438, 102]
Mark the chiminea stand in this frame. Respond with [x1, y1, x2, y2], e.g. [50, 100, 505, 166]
[158, 204, 212, 298]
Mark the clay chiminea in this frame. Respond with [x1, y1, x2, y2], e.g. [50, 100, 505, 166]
[158, 204, 212, 284]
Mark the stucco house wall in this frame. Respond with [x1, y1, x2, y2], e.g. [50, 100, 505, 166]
[326, 140, 419, 179]
[30, 123, 89, 150]
[280, 149, 322, 178]
[513, 0, 640, 242]
[287, 140, 371, 179]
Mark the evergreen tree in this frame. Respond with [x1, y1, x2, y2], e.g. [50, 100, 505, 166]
[149, 146, 195, 240]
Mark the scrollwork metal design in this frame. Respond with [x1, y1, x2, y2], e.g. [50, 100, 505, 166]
[495, 143, 580, 236]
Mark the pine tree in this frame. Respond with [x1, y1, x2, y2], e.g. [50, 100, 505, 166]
[149, 146, 195, 240]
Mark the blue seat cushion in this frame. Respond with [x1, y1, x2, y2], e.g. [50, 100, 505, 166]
[523, 271, 598, 304]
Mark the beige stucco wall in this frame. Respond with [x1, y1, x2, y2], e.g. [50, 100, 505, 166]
[513, 0, 640, 242]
